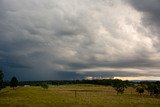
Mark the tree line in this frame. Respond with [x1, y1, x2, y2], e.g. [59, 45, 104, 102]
[0, 69, 160, 97]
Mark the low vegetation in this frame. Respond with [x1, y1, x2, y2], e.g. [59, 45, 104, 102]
[112, 79, 127, 94]
[41, 83, 49, 89]
[136, 86, 144, 95]
[0, 85, 160, 107]
[10, 76, 18, 89]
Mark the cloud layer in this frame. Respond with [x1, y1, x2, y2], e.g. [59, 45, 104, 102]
[0, 0, 160, 80]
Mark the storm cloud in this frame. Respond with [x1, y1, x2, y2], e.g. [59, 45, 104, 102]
[0, 0, 160, 81]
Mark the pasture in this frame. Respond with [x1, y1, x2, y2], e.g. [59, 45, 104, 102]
[0, 84, 160, 107]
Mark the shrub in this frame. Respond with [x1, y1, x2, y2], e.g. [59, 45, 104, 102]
[41, 83, 49, 89]
[136, 86, 144, 95]
[10, 76, 18, 89]
[112, 79, 127, 95]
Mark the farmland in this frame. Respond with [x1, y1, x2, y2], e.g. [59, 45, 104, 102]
[0, 84, 160, 107]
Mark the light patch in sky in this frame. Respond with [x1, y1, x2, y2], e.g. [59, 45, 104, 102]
[114, 76, 160, 81]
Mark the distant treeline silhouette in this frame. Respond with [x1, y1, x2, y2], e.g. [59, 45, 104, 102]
[14, 79, 131, 86]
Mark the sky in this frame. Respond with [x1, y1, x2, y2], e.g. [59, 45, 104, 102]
[0, 0, 160, 81]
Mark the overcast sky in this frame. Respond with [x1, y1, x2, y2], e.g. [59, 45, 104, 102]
[0, 0, 160, 81]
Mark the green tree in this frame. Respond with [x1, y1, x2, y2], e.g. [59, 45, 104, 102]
[41, 83, 49, 89]
[136, 86, 144, 95]
[145, 82, 160, 97]
[10, 76, 18, 89]
[112, 79, 127, 95]
[0, 69, 4, 90]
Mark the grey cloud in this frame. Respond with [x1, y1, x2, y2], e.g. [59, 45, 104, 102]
[129, 0, 160, 24]
[129, 0, 160, 39]
[0, 0, 160, 80]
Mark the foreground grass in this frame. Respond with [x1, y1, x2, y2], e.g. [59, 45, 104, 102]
[0, 84, 160, 107]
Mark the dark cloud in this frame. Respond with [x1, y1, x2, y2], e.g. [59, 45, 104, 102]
[129, 0, 160, 23]
[83, 71, 139, 78]
[129, 0, 160, 38]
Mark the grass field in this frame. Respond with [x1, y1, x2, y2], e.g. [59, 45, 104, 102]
[0, 84, 160, 107]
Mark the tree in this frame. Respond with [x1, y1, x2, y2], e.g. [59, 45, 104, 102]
[145, 82, 160, 97]
[112, 79, 127, 95]
[10, 76, 18, 89]
[136, 86, 144, 95]
[41, 83, 49, 89]
[0, 69, 4, 90]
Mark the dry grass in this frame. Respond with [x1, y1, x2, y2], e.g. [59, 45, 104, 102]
[0, 84, 160, 107]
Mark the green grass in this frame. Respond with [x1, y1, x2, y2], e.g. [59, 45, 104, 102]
[0, 84, 160, 107]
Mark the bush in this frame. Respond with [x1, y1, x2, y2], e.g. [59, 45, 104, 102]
[112, 79, 127, 95]
[10, 76, 18, 89]
[136, 86, 144, 95]
[146, 82, 160, 97]
[41, 83, 49, 89]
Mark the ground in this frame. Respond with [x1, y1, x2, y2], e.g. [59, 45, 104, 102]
[0, 84, 160, 107]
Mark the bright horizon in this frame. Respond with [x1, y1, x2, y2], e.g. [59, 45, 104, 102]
[114, 76, 160, 81]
